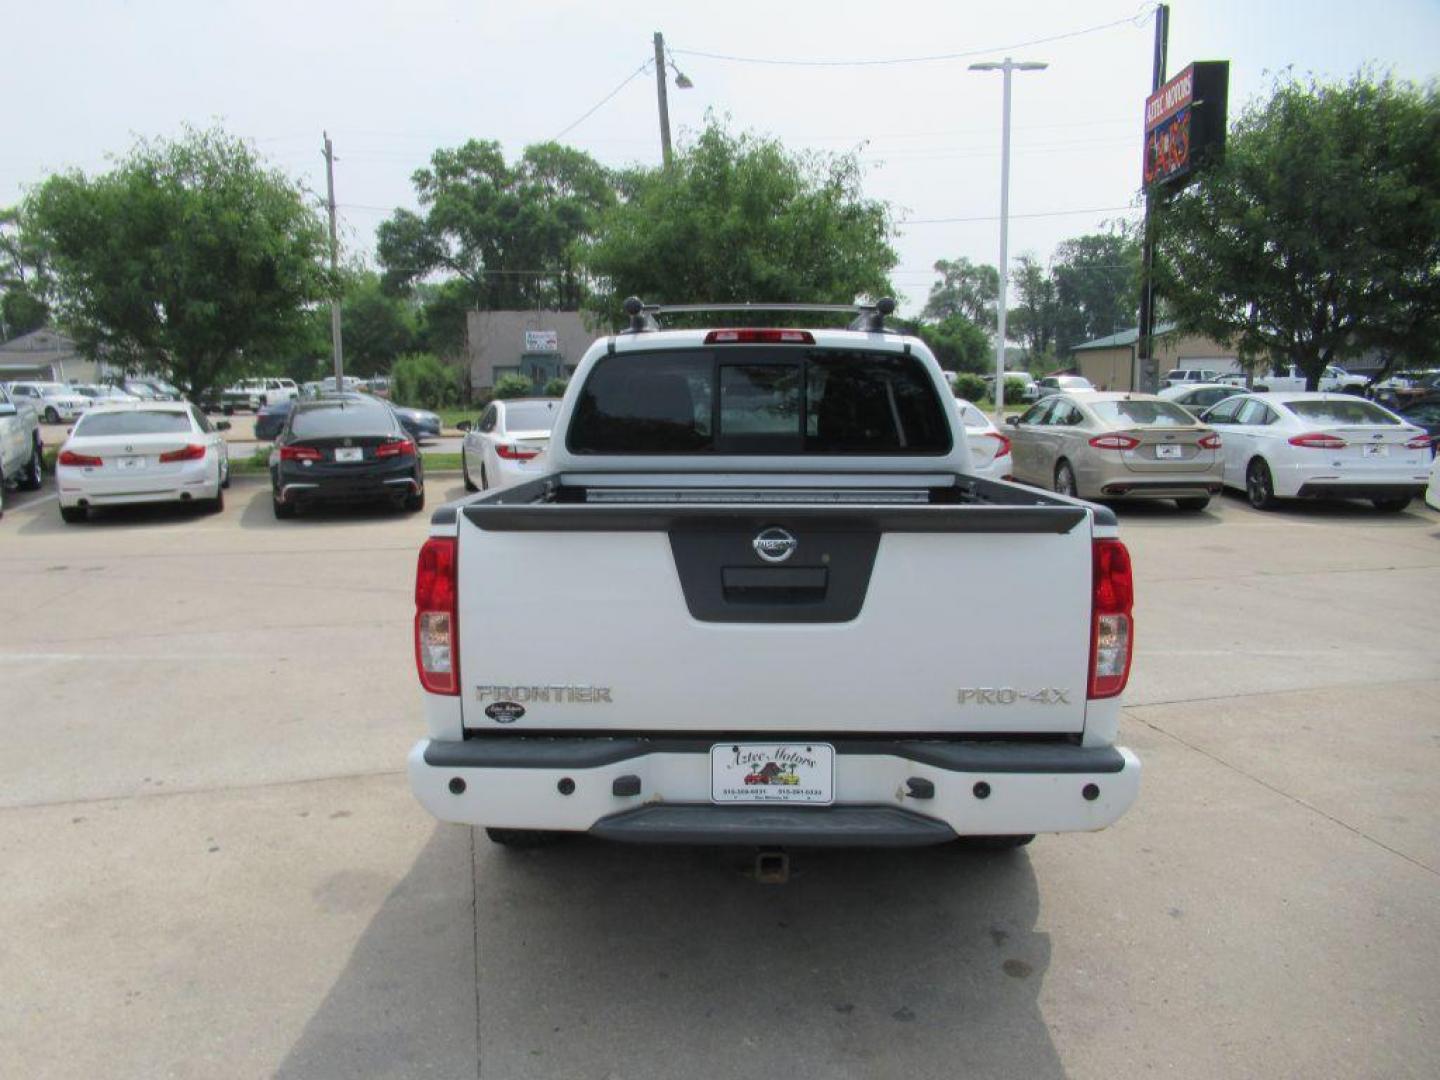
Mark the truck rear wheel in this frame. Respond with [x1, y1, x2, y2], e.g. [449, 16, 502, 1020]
[485, 828, 565, 849]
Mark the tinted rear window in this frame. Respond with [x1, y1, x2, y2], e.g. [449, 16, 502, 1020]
[75, 410, 194, 436]
[568, 349, 951, 455]
[1286, 400, 1399, 425]
[1091, 400, 1196, 427]
[290, 405, 397, 438]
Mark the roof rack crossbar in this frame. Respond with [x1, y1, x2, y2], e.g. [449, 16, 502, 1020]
[619, 296, 898, 333]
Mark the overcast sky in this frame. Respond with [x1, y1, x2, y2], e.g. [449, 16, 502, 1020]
[4, 0, 1437, 314]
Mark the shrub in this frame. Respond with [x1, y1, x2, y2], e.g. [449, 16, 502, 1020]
[391, 352, 461, 410]
[952, 372, 987, 401]
[542, 377, 569, 398]
[493, 374, 534, 400]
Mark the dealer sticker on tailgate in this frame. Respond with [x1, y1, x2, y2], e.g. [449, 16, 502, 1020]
[711, 743, 834, 805]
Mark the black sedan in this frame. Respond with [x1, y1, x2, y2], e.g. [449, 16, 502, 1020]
[270, 399, 424, 518]
[1396, 394, 1440, 453]
[254, 399, 295, 440]
[390, 404, 442, 442]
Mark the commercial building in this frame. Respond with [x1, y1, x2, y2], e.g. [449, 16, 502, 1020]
[1069, 323, 1239, 391]
[463, 310, 600, 393]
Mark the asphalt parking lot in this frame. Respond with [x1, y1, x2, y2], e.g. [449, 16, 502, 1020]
[2, 479, 1437, 1079]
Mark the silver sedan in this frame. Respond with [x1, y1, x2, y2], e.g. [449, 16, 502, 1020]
[1007, 392, 1224, 510]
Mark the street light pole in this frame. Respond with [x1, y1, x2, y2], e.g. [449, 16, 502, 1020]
[970, 57, 1047, 420]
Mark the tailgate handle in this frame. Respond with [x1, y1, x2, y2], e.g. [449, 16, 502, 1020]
[721, 566, 828, 605]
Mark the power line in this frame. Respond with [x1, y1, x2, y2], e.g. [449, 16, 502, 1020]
[670, 9, 1153, 68]
[899, 205, 1138, 226]
[552, 59, 653, 141]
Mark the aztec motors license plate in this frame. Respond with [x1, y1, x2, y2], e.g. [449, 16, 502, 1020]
[1155, 444, 1183, 459]
[711, 743, 835, 805]
[116, 456, 146, 470]
[333, 446, 364, 463]
[1363, 444, 1388, 457]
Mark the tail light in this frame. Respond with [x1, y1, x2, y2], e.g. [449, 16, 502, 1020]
[1089, 539, 1134, 699]
[159, 443, 207, 462]
[1198, 433, 1223, 450]
[1089, 434, 1141, 451]
[984, 431, 1012, 459]
[376, 438, 415, 459]
[495, 443, 541, 461]
[415, 537, 459, 695]
[1404, 431, 1432, 451]
[1288, 432, 1346, 450]
[704, 328, 815, 345]
[58, 450, 102, 467]
[280, 444, 322, 462]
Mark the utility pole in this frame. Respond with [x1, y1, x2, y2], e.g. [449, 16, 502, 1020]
[970, 57, 1048, 420]
[1136, 4, 1169, 394]
[323, 132, 344, 390]
[653, 32, 673, 166]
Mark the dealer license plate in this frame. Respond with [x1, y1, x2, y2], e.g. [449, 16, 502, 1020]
[116, 455, 146, 470]
[711, 743, 834, 805]
[1155, 444, 1183, 459]
[1363, 444, 1389, 457]
[333, 447, 364, 463]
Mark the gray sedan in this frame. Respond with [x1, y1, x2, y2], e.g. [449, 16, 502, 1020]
[1007, 392, 1224, 510]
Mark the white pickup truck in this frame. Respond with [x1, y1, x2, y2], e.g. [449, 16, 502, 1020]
[1255, 363, 1368, 394]
[408, 301, 1140, 855]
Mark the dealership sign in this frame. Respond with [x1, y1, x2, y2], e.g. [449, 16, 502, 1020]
[524, 329, 559, 353]
[1143, 61, 1229, 190]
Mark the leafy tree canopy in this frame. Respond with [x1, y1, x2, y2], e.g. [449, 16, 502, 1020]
[24, 127, 329, 398]
[1157, 72, 1440, 387]
[922, 257, 998, 327]
[583, 119, 896, 323]
[914, 313, 990, 373]
[377, 140, 615, 311]
[0, 206, 54, 338]
[341, 270, 417, 377]
[1050, 229, 1139, 355]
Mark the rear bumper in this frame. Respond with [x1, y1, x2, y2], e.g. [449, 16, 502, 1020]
[409, 736, 1141, 845]
[1294, 481, 1426, 500]
[57, 460, 218, 507]
[1099, 479, 1222, 498]
[276, 463, 420, 503]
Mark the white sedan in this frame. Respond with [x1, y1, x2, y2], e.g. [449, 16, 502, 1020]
[56, 402, 230, 523]
[460, 397, 562, 492]
[1199, 392, 1431, 512]
[955, 398, 1013, 481]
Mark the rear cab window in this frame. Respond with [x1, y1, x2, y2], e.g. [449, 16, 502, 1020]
[567, 348, 951, 455]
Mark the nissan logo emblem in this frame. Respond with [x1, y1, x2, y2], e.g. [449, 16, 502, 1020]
[753, 527, 798, 563]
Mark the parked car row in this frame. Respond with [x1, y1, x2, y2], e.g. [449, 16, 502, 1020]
[1004, 389, 1434, 513]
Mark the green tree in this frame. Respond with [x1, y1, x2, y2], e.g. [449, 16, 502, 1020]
[915, 314, 990, 373]
[1009, 254, 1058, 362]
[391, 351, 462, 409]
[493, 373, 533, 399]
[24, 128, 329, 398]
[0, 206, 53, 338]
[413, 279, 473, 358]
[922, 257, 998, 327]
[583, 120, 896, 320]
[952, 372, 987, 401]
[1157, 73, 1440, 389]
[377, 140, 615, 311]
[342, 271, 417, 376]
[542, 377, 569, 397]
[1050, 230, 1139, 355]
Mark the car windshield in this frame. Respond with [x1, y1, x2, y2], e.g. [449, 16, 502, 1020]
[1286, 400, 1400, 425]
[75, 410, 193, 435]
[1057, 376, 1093, 389]
[289, 404, 394, 437]
[502, 401, 561, 431]
[1091, 400, 1195, 427]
